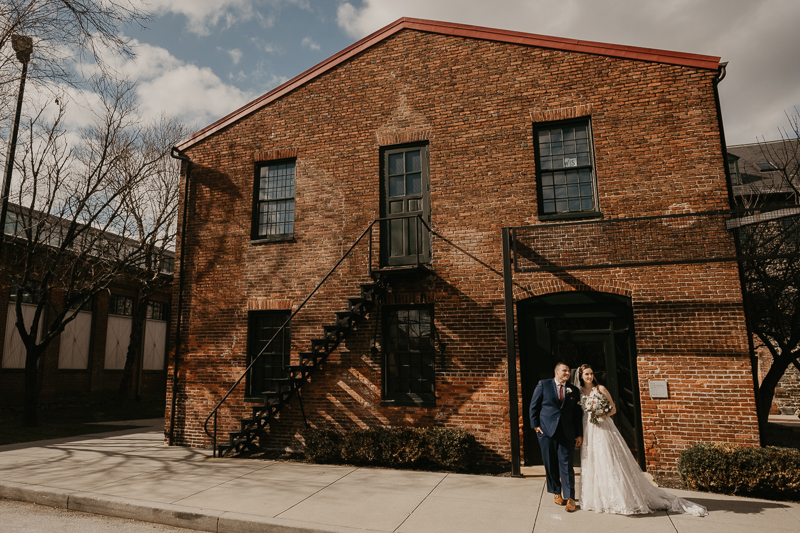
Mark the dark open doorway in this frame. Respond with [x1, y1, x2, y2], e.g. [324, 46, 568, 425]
[518, 292, 645, 470]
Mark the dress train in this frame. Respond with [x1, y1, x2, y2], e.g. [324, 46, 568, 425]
[579, 390, 707, 516]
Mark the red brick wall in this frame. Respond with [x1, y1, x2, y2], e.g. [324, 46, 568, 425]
[168, 28, 759, 473]
[0, 268, 171, 408]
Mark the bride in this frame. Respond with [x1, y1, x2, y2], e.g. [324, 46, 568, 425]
[577, 364, 707, 516]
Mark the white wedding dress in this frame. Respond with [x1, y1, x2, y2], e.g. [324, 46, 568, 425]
[579, 389, 707, 516]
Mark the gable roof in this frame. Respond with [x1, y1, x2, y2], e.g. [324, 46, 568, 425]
[176, 17, 722, 151]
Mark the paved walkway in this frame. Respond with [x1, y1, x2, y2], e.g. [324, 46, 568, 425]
[1, 420, 798, 533]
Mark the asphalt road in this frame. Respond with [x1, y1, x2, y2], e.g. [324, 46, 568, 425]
[0, 498, 194, 533]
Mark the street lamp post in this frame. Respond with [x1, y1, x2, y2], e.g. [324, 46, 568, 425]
[0, 34, 33, 259]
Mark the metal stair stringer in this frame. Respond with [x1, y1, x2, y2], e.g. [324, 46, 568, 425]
[218, 278, 387, 457]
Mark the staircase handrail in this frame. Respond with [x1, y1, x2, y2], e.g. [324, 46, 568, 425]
[201, 214, 429, 455]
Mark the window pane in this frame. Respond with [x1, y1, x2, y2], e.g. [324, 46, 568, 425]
[407, 173, 422, 194]
[542, 187, 554, 200]
[408, 198, 421, 211]
[567, 184, 580, 197]
[543, 201, 556, 213]
[389, 153, 404, 175]
[581, 197, 595, 210]
[554, 172, 566, 185]
[569, 198, 581, 211]
[566, 171, 579, 184]
[389, 200, 404, 214]
[406, 150, 421, 172]
[389, 176, 404, 197]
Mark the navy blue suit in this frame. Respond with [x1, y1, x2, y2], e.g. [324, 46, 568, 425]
[529, 379, 583, 499]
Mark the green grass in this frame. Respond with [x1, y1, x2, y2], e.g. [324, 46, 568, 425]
[0, 399, 165, 446]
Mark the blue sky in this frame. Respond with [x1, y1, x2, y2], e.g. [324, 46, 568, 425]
[114, 0, 800, 145]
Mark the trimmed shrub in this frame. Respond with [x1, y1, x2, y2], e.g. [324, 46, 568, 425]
[303, 426, 478, 472]
[377, 427, 428, 467]
[678, 443, 800, 500]
[341, 428, 381, 465]
[426, 427, 478, 472]
[304, 429, 342, 463]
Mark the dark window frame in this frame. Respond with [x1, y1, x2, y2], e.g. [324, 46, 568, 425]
[108, 295, 133, 317]
[382, 304, 436, 406]
[246, 310, 291, 400]
[146, 301, 167, 321]
[251, 158, 297, 243]
[534, 117, 601, 220]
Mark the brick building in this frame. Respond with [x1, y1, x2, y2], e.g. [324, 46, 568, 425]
[168, 18, 760, 474]
[0, 205, 173, 408]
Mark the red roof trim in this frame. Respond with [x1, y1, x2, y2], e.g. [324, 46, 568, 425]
[176, 18, 721, 150]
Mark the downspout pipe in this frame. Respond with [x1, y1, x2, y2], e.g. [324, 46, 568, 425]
[713, 62, 763, 444]
[168, 146, 191, 445]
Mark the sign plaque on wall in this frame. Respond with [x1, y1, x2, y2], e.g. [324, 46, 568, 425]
[648, 380, 669, 399]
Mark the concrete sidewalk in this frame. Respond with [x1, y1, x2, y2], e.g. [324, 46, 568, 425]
[1, 422, 798, 533]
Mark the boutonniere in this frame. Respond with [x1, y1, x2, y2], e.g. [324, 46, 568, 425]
[565, 386, 573, 394]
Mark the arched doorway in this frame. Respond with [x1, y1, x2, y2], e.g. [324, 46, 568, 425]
[518, 291, 645, 470]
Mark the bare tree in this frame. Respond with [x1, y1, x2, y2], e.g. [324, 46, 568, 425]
[0, 0, 148, 89]
[5, 77, 180, 426]
[116, 116, 186, 400]
[731, 109, 800, 429]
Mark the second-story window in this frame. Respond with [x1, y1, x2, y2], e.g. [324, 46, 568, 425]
[253, 160, 295, 240]
[535, 119, 599, 217]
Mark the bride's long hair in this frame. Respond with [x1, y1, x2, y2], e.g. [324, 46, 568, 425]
[577, 364, 599, 388]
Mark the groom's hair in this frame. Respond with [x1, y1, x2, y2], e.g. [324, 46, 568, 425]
[554, 362, 569, 372]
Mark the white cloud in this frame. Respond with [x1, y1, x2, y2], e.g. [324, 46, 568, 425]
[60, 39, 255, 129]
[146, 0, 262, 35]
[227, 48, 244, 65]
[148, 0, 311, 36]
[301, 36, 321, 51]
[126, 41, 255, 127]
[335, 0, 800, 144]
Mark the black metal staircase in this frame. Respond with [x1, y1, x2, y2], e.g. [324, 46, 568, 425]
[216, 280, 386, 457]
[203, 215, 433, 458]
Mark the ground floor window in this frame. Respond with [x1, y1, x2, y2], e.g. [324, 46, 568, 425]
[247, 310, 290, 398]
[383, 305, 435, 405]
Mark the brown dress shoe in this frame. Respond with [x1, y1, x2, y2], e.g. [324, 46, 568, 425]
[554, 494, 565, 505]
[565, 498, 576, 512]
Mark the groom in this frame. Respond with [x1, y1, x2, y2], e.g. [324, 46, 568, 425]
[530, 362, 583, 512]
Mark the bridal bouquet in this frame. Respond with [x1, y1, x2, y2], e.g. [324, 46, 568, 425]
[580, 394, 613, 425]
